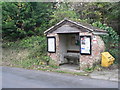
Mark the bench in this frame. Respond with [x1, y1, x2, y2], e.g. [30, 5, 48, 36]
[64, 50, 80, 65]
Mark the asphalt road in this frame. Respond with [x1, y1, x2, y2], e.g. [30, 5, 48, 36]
[2, 66, 118, 88]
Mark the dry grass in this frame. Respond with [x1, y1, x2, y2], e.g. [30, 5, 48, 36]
[2, 48, 29, 66]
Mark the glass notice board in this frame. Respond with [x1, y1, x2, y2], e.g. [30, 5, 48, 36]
[47, 37, 56, 53]
[80, 36, 91, 55]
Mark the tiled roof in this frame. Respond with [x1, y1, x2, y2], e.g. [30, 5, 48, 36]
[44, 18, 108, 35]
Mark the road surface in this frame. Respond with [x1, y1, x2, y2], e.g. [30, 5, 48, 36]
[2, 66, 118, 88]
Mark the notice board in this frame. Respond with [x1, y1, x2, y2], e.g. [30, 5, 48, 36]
[47, 37, 56, 53]
[80, 36, 91, 55]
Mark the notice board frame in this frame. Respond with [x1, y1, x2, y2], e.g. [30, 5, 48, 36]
[80, 36, 92, 55]
[47, 36, 56, 53]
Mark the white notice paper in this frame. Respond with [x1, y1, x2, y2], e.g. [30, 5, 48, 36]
[81, 36, 90, 54]
[48, 38, 55, 52]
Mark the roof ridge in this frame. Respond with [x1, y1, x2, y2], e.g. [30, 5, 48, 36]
[44, 18, 108, 35]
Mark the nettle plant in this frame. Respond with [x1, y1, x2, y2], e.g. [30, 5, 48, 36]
[92, 21, 119, 63]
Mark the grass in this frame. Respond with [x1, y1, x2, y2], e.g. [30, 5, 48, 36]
[4, 35, 118, 77]
[2, 43, 90, 77]
[54, 70, 89, 76]
[34, 67, 89, 76]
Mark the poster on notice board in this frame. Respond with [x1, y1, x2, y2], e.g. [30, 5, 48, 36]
[80, 36, 91, 55]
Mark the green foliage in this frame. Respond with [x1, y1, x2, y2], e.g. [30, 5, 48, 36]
[70, 2, 120, 34]
[2, 2, 120, 69]
[3, 35, 59, 69]
[16, 36, 58, 68]
[3, 36, 46, 48]
[2, 2, 54, 40]
[19, 36, 46, 49]
[20, 56, 58, 69]
[69, 2, 110, 23]
[2, 2, 120, 41]
[49, 65, 59, 69]
[92, 21, 119, 63]
[49, 2, 79, 26]
[84, 67, 94, 73]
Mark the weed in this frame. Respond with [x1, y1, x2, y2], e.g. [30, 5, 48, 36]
[84, 67, 94, 73]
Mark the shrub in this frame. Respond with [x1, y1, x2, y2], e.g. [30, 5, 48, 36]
[92, 21, 119, 63]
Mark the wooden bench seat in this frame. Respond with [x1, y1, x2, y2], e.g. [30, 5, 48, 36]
[67, 50, 80, 53]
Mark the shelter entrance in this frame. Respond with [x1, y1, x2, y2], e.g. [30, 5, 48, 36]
[58, 33, 80, 67]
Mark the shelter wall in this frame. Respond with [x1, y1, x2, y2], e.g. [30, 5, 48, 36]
[47, 29, 105, 70]
[79, 32, 105, 69]
[47, 33, 60, 65]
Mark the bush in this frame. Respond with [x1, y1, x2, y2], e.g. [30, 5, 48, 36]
[3, 36, 46, 48]
[92, 21, 119, 63]
[3, 36, 49, 66]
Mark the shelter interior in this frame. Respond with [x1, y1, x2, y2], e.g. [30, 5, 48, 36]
[58, 33, 80, 66]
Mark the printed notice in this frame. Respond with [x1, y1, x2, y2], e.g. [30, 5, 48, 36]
[80, 36, 91, 55]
